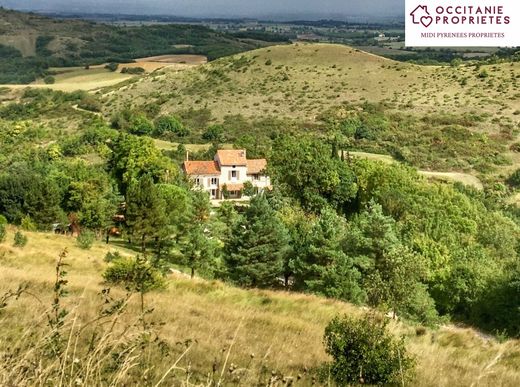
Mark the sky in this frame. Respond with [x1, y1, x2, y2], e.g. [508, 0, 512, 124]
[0, 0, 405, 19]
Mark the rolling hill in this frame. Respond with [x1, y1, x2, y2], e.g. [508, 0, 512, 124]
[105, 43, 520, 176]
[0, 8, 281, 83]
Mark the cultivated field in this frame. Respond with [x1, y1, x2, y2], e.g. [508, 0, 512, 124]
[0, 228, 519, 386]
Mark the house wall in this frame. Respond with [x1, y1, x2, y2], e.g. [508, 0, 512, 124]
[249, 174, 271, 189]
[219, 165, 248, 185]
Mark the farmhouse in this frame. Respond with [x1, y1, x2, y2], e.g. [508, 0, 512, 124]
[183, 149, 271, 200]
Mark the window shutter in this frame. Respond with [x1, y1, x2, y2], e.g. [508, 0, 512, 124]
[228, 171, 232, 180]
[237, 171, 240, 180]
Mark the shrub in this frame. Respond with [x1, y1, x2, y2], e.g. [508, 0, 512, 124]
[121, 67, 145, 74]
[202, 124, 224, 142]
[154, 115, 185, 136]
[20, 215, 37, 231]
[76, 230, 95, 250]
[0, 214, 7, 226]
[103, 256, 165, 292]
[43, 75, 55, 84]
[323, 314, 415, 385]
[128, 114, 154, 135]
[105, 62, 119, 72]
[0, 224, 6, 243]
[104, 250, 123, 262]
[13, 231, 28, 247]
[507, 169, 520, 188]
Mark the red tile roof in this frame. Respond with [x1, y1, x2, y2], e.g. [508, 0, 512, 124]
[183, 161, 220, 175]
[246, 159, 267, 174]
[216, 149, 247, 166]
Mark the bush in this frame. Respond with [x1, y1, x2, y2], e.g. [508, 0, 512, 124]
[105, 62, 119, 72]
[0, 224, 6, 243]
[323, 314, 415, 385]
[104, 250, 123, 262]
[121, 67, 145, 74]
[13, 231, 28, 247]
[76, 230, 95, 250]
[154, 115, 185, 136]
[43, 75, 55, 84]
[507, 169, 520, 188]
[20, 215, 37, 231]
[103, 256, 165, 292]
[0, 215, 7, 226]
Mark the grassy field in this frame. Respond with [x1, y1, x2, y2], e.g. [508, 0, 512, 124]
[1, 227, 519, 385]
[106, 43, 519, 123]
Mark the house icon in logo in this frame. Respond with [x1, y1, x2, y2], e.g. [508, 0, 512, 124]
[410, 5, 433, 28]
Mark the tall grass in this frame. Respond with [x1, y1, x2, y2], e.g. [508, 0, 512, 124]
[0, 230, 519, 385]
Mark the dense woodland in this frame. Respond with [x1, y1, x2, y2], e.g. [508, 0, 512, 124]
[0, 87, 518, 340]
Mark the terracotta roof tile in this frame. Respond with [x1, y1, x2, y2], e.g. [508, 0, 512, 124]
[246, 159, 267, 174]
[216, 149, 247, 166]
[183, 161, 220, 175]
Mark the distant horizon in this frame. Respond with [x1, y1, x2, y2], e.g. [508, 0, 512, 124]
[0, 0, 405, 21]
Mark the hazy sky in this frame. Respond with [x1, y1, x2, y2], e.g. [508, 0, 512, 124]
[0, 0, 404, 18]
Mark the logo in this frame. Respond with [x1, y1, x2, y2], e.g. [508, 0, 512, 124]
[410, 5, 433, 28]
[405, 0, 520, 47]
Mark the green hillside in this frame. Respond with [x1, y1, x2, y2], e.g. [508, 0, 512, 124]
[105, 43, 520, 176]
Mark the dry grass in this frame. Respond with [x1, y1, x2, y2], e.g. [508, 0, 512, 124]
[0, 228, 519, 385]
[108, 43, 519, 125]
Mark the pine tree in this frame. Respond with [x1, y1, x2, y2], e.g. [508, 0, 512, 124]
[125, 174, 168, 255]
[292, 208, 364, 303]
[224, 195, 289, 288]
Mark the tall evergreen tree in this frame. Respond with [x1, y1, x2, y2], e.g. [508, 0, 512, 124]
[292, 208, 364, 303]
[224, 195, 290, 288]
[125, 174, 168, 255]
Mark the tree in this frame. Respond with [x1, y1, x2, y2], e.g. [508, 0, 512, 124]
[292, 208, 364, 303]
[179, 223, 217, 278]
[103, 255, 165, 330]
[202, 124, 224, 142]
[128, 114, 154, 136]
[125, 174, 168, 255]
[366, 245, 435, 322]
[43, 75, 55, 84]
[269, 136, 357, 214]
[324, 314, 415, 385]
[0, 166, 63, 228]
[105, 62, 119, 72]
[224, 195, 290, 288]
[154, 115, 188, 137]
[108, 133, 176, 195]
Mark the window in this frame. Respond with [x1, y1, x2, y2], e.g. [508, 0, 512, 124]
[252, 174, 259, 181]
[231, 170, 237, 178]
[195, 178, 202, 186]
[211, 177, 219, 185]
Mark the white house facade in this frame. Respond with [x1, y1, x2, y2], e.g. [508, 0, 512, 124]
[183, 149, 271, 200]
